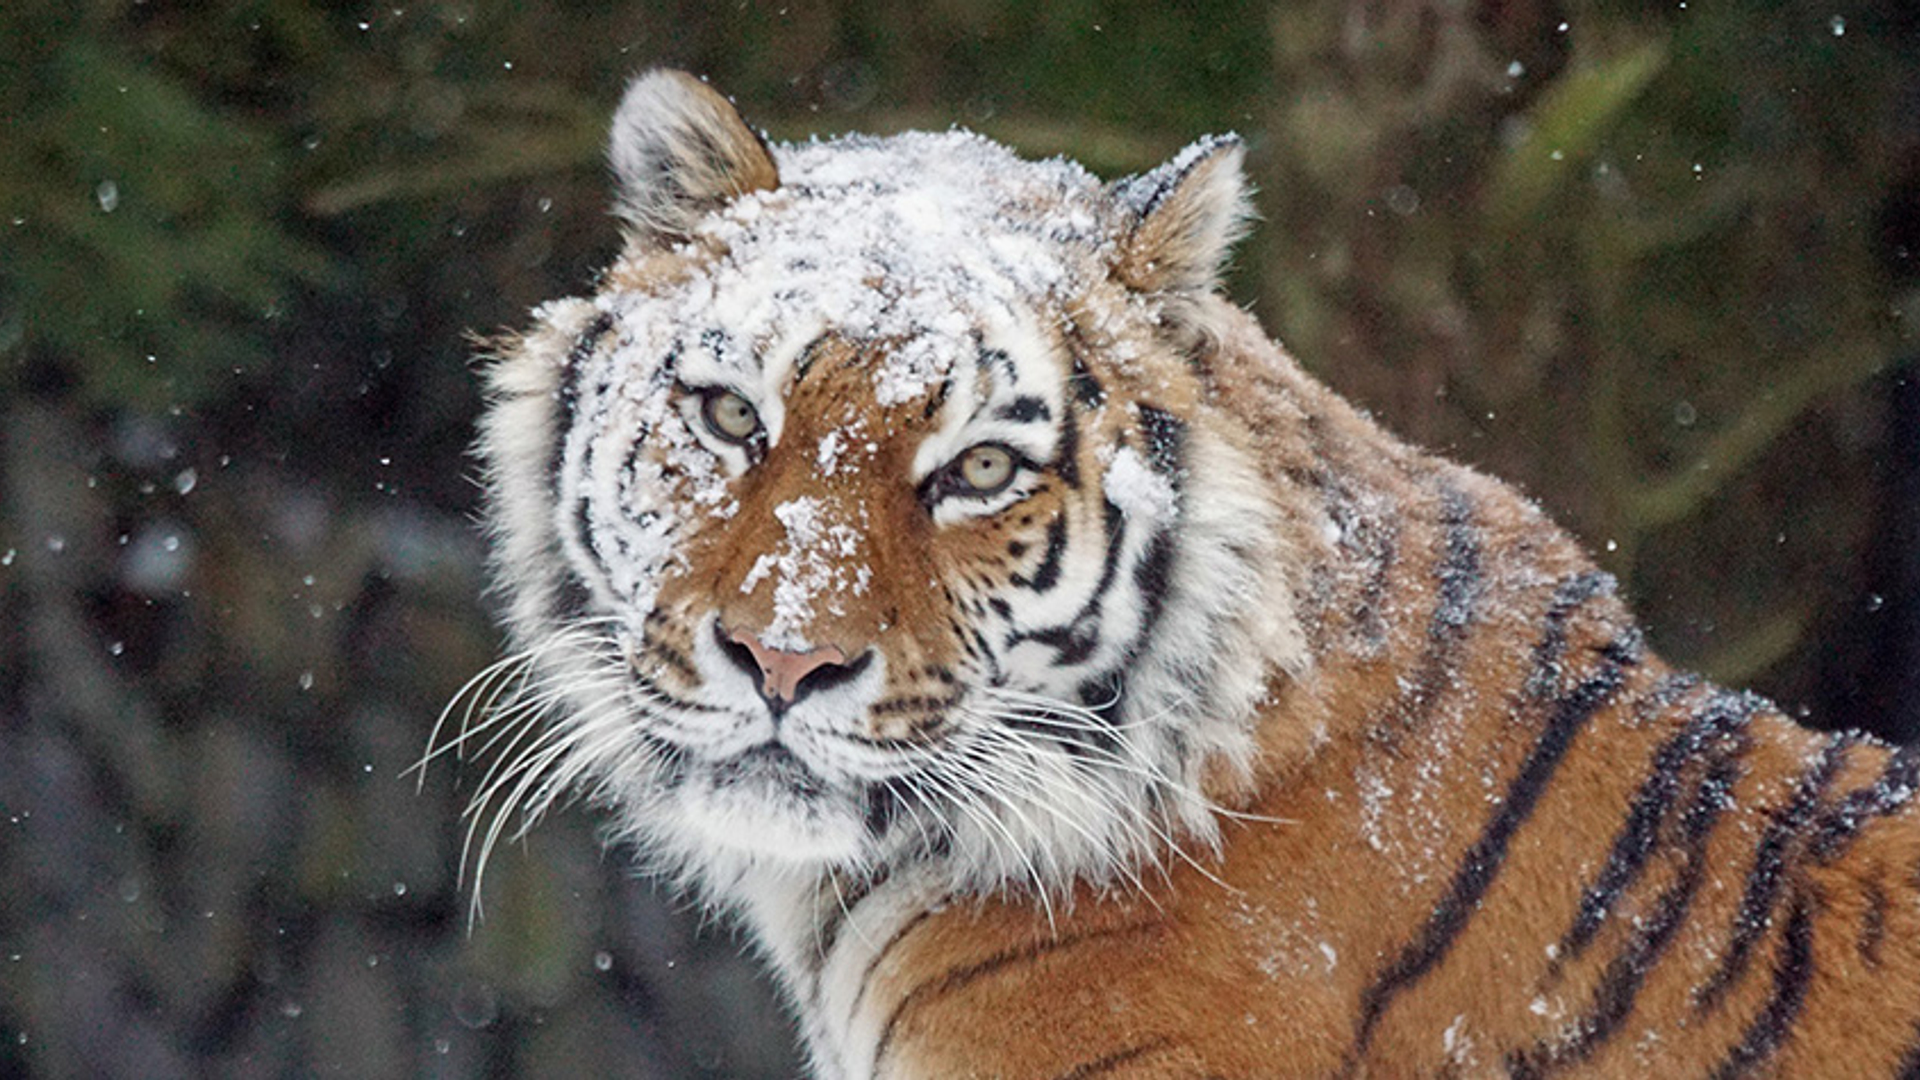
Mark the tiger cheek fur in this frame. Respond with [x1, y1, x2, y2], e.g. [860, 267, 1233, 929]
[457, 68, 1920, 1080]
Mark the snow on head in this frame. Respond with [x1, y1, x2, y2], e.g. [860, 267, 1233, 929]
[572, 128, 1110, 631]
[633, 130, 1105, 404]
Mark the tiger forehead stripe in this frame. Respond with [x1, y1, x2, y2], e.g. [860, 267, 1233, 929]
[909, 328, 1065, 488]
[460, 69, 1920, 1080]
[992, 396, 1049, 424]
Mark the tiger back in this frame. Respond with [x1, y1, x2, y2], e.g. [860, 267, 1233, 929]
[458, 69, 1920, 1078]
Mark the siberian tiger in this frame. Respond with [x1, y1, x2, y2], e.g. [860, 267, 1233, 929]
[451, 69, 1920, 1077]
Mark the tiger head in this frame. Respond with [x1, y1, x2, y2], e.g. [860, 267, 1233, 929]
[472, 71, 1308, 899]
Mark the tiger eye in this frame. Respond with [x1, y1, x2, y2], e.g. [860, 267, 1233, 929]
[702, 390, 760, 444]
[957, 444, 1015, 495]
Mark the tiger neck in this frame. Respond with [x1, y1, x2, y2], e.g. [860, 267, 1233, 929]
[726, 861, 950, 1080]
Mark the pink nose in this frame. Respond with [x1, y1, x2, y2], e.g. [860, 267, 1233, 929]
[729, 630, 847, 702]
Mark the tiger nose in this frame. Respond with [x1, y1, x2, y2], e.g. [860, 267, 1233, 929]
[727, 628, 849, 703]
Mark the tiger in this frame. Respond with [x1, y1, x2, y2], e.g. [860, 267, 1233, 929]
[448, 68, 1920, 1077]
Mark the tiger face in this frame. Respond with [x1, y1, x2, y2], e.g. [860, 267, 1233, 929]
[471, 72, 1305, 898]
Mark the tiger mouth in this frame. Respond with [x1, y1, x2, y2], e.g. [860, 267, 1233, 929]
[709, 742, 830, 800]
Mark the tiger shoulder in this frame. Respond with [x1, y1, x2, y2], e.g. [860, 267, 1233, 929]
[455, 68, 1920, 1078]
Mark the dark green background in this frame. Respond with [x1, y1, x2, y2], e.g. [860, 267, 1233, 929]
[4, 1, 1916, 1076]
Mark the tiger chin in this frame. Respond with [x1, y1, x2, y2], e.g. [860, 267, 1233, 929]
[451, 69, 1920, 1078]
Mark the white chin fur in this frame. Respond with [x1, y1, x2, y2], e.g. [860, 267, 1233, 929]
[648, 767, 868, 867]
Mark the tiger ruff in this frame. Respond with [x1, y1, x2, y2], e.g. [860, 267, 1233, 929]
[450, 70, 1920, 1077]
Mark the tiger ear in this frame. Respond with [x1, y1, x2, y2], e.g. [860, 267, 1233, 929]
[1110, 134, 1252, 294]
[609, 69, 780, 245]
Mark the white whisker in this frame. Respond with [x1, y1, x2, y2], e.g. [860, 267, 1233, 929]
[958, 724, 1159, 904]
[914, 755, 1059, 928]
[933, 680, 1296, 901]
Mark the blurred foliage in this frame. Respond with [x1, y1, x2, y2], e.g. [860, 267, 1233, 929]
[1, 1, 1916, 1077]
[1, 3, 335, 408]
[1260, 0, 1914, 686]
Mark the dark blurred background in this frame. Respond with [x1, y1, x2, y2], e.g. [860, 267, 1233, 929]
[2, 1, 1916, 1076]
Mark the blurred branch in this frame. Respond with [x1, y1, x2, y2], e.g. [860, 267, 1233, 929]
[1589, 169, 1761, 265]
[1619, 338, 1893, 530]
[1486, 40, 1667, 234]
[304, 80, 614, 215]
[1696, 596, 1816, 686]
[304, 124, 604, 215]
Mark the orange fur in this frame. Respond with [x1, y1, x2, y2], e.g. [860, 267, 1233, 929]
[853, 304, 1920, 1078]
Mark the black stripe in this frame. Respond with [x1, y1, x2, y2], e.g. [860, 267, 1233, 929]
[1302, 414, 1396, 653]
[1340, 487, 1397, 654]
[1525, 572, 1617, 698]
[1349, 633, 1638, 1064]
[814, 868, 891, 972]
[1859, 878, 1887, 966]
[1135, 403, 1186, 476]
[1305, 409, 1397, 645]
[1051, 1036, 1176, 1079]
[846, 903, 943, 1037]
[1006, 502, 1127, 662]
[548, 311, 615, 492]
[871, 921, 1157, 1076]
[1810, 741, 1920, 861]
[1510, 749, 1743, 1078]
[862, 778, 911, 842]
[1693, 732, 1852, 1013]
[1557, 680, 1749, 961]
[551, 319, 618, 615]
[788, 333, 829, 387]
[1075, 671, 1128, 748]
[1430, 481, 1483, 638]
[1705, 897, 1814, 1080]
[1369, 477, 1480, 747]
[549, 567, 594, 621]
[922, 372, 953, 421]
[569, 492, 595, 570]
[1016, 515, 1070, 593]
[628, 673, 726, 714]
[1067, 348, 1106, 408]
[998, 683, 1123, 759]
[980, 345, 1017, 383]
[1131, 528, 1177, 642]
[1054, 398, 1083, 489]
[995, 395, 1051, 423]
[1896, 1016, 1920, 1079]
[1009, 622, 1100, 668]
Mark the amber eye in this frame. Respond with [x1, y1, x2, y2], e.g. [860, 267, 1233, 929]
[955, 444, 1016, 495]
[701, 390, 760, 445]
